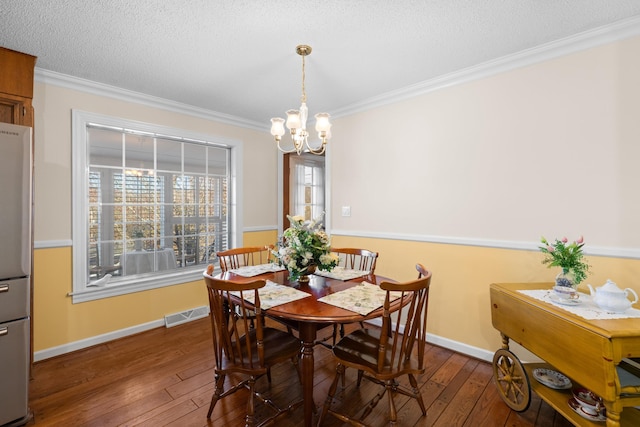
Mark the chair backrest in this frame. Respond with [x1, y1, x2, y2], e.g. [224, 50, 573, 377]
[203, 265, 268, 374]
[378, 263, 432, 373]
[331, 247, 378, 273]
[216, 246, 273, 272]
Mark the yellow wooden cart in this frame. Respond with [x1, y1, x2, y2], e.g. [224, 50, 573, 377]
[490, 283, 640, 427]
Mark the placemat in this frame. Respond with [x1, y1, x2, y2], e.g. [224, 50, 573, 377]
[314, 266, 370, 281]
[318, 281, 402, 316]
[231, 280, 310, 309]
[229, 263, 285, 277]
[518, 289, 640, 320]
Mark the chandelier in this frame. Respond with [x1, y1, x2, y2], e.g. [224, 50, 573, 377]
[270, 45, 331, 155]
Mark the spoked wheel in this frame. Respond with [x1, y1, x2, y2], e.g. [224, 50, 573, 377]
[492, 348, 531, 412]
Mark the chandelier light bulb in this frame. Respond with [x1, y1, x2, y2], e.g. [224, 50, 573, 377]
[270, 118, 285, 140]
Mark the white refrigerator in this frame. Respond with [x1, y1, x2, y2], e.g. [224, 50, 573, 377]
[0, 122, 32, 426]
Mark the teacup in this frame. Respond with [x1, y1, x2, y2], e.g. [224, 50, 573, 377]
[553, 285, 579, 300]
[573, 387, 604, 415]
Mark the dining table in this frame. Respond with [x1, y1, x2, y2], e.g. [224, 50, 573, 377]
[217, 265, 403, 427]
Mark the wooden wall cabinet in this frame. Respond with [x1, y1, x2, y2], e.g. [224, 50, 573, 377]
[0, 46, 36, 127]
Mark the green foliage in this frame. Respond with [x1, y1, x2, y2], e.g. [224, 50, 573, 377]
[539, 236, 591, 284]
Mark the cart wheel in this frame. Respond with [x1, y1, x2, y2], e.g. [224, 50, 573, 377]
[492, 348, 531, 412]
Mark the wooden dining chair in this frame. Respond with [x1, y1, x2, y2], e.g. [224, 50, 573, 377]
[217, 246, 275, 330]
[331, 247, 379, 274]
[216, 246, 273, 272]
[317, 263, 433, 426]
[203, 265, 303, 426]
[322, 248, 380, 347]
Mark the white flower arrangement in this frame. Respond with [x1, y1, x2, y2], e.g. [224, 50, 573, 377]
[273, 213, 339, 281]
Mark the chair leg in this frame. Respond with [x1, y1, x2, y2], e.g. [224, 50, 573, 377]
[207, 373, 226, 418]
[245, 377, 257, 427]
[408, 373, 427, 415]
[387, 381, 398, 425]
[318, 363, 344, 426]
[359, 382, 387, 423]
[292, 355, 302, 384]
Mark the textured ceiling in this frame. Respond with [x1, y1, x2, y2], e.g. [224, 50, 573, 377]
[2, 1, 640, 130]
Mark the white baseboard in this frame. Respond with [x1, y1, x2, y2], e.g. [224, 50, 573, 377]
[36, 317, 494, 363]
[363, 318, 494, 362]
[33, 319, 165, 362]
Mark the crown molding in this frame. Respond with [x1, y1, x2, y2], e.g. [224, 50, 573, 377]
[34, 68, 266, 131]
[331, 15, 640, 119]
[33, 16, 640, 128]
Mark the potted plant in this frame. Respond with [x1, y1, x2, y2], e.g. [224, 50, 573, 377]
[539, 236, 591, 297]
[273, 213, 339, 282]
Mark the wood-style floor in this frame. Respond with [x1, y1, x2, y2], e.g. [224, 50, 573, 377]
[27, 317, 573, 427]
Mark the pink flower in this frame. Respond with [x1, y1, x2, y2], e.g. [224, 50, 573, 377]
[561, 237, 568, 243]
[547, 245, 555, 252]
[576, 235, 584, 244]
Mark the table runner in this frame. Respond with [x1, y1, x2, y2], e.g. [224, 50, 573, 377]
[318, 281, 402, 316]
[231, 279, 310, 309]
[518, 289, 640, 320]
[228, 263, 285, 277]
[313, 266, 370, 281]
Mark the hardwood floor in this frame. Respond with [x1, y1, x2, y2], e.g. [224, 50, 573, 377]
[27, 318, 573, 427]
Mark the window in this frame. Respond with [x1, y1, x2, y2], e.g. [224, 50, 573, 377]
[72, 111, 242, 302]
[289, 153, 325, 221]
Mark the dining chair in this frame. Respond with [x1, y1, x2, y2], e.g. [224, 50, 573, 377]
[203, 265, 303, 426]
[317, 263, 433, 426]
[217, 246, 275, 329]
[331, 247, 379, 273]
[89, 245, 121, 279]
[216, 246, 273, 272]
[321, 248, 380, 347]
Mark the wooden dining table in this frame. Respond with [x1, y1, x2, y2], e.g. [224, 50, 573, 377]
[217, 268, 401, 427]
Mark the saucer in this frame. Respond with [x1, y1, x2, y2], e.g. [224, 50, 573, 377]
[549, 293, 581, 306]
[568, 397, 606, 422]
[532, 368, 572, 389]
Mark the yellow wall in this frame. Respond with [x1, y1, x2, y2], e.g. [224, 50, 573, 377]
[330, 235, 640, 358]
[32, 231, 277, 353]
[243, 230, 278, 248]
[35, 230, 640, 357]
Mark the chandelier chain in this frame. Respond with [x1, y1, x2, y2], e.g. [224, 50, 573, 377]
[301, 54, 306, 103]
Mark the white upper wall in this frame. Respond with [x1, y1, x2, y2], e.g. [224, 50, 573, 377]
[330, 35, 640, 253]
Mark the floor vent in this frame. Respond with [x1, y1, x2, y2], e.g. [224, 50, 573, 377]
[164, 306, 210, 328]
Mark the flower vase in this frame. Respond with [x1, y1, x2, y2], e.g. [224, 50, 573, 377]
[553, 271, 578, 300]
[296, 264, 316, 283]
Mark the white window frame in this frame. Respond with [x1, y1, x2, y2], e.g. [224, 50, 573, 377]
[289, 154, 325, 220]
[71, 110, 243, 303]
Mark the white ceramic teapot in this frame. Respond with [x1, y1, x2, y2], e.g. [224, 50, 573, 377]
[587, 279, 639, 313]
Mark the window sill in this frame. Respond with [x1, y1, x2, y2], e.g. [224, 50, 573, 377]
[70, 268, 207, 303]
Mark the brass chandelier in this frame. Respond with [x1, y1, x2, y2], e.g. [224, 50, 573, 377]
[270, 45, 331, 155]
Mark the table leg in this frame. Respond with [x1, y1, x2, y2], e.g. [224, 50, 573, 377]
[604, 402, 621, 427]
[298, 322, 317, 427]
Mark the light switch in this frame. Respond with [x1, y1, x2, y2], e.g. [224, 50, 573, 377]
[341, 206, 351, 217]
